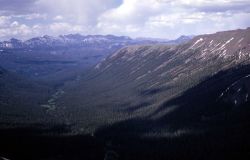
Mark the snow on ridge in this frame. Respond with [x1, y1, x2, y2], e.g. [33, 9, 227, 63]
[103, 64, 112, 70]
[238, 38, 244, 43]
[209, 40, 214, 47]
[95, 63, 102, 69]
[219, 74, 250, 99]
[110, 52, 120, 59]
[190, 38, 203, 49]
[136, 74, 147, 80]
[239, 50, 243, 59]
[221, 37, 234, 48]
[219, 49, 227, 57]
[211, 37, 234, 53]
[210, 42, 221, 52]
[154, 61, 170, 72]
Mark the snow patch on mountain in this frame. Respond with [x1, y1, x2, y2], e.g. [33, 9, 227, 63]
[190, 38, 203, 49]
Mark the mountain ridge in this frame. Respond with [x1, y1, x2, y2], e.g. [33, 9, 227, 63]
[53, 27, 250, 134]
[0, 34, 192, 50]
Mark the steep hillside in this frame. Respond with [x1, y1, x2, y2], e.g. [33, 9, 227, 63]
[54, 27, 250, 134]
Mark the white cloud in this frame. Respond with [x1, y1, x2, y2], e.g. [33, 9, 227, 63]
[0, 22, 32, 40]
[53, 15, 63, 21]
[36, 0, 121, 25]
[25, 13, 47, 20]
[10, 21, 19, 27]
[0, 16, 10, 27]
[49, 22, 84, 34]
[96, 0, 250, 38]
[0, 0, 250, 40]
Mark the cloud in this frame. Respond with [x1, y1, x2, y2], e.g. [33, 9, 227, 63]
[0, 20, 33, 40]
[36, 0, 122, 25]
[0, 0, 38, 14]
[96, 0, 250, 38]
[53, 15, 64, 21]
[0, 0, 250, 40]
[12, 13, 47, 20]
[0, 16, 10, 27]
[48, 22, 85, 34]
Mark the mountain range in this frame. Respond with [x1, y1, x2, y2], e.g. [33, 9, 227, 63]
[0, 28, 250, 160]
[0, 34, 192, 50]
[50, 28, 250, 135]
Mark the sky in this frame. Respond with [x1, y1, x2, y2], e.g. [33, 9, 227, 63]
[0, 0, 250, 40]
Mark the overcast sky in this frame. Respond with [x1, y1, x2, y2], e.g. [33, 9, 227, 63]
[0, 0, 250, 40]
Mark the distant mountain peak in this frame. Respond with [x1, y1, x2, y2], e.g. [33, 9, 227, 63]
[0, 34, 161, 50]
